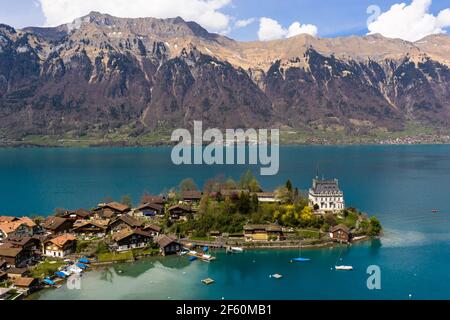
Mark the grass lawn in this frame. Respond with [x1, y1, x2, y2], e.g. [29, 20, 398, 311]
[30, 260, 67, 279]
[97, 251, 134, 263]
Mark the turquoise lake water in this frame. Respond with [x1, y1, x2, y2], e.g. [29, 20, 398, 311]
[1, 145, 449, 299]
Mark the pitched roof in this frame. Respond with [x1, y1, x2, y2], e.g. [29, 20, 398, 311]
[330, 224, 350, 233]
[112, 229, 152, 242]
[143, 224, 162, 233]
[62, 209, 91, 218]
[137, 203, 164, 211]
[112, 215, 143, 228]
[14, 277, 37, 287]
[155, 235, 178, 248]
[18, 217, 37, 228]
[140, 195, 166, 204]
[311, 179, 343, 194]
[0, 216, 18, 223]
[181, 191, 203, 200]
[41, 216, 69, 231]
[0, 221, 27, 234]
[0, 247, 23, 258]
[101, 202, 130, 212]
[73, 219, 109, 230]
[46, 234, 76, 247]
[168, 205, 192, 213]
[5, 236, 39, 248]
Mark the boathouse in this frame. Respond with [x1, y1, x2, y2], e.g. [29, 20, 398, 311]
[329, 224, 351, 243]
[156, 235, 181, 256]
[244, 224, 284, 242]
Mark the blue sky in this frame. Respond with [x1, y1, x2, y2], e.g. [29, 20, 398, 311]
[0, 0, 449, 41]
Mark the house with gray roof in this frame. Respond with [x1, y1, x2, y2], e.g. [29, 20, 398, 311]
[309, 178, 345, 214]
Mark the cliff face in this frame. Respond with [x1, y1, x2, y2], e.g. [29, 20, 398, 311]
[1, 12, 449, 139]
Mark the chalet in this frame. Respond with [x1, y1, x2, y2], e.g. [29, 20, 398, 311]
[155, 235, 181, 256]
[13, 277, 40, 293]
[181, 191, 203, 203]
[60, 209, 91, 221]
[0, 216, 18, 223]
[93, 202, 131, 219]
[16, 217, 38, 235]
[0, 247, 29, 268]
[0, 221, 32, 240]
[309, 178, 345, 214]
[108, 215, 143, 234]
[244, 224, 284, 242]
[134, 203, 165, 218]
[4, 237, 42, 261]
[255, 192, 279, 203]
[142, 224, 162, 236]
[167, 205, 193, 220]
[41, 216, 73, 234]
[140, 195, 167, 206]
[329, 225, 351, 243]
[43, 234, 77, 258]
[111, 229, 153, 252]
[6, 267, 29, 279]
[72, 220, 109, 238]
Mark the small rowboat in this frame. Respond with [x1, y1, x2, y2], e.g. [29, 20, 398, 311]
[292, 258, 311, 263]
[335, 266, 353, 271]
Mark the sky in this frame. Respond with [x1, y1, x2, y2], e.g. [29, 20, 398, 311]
[0, 0, 449, 42]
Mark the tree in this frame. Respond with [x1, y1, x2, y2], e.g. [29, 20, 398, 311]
[275, 186, 293, 204]
[286, 180, 293, 192]
[324, 213, 337, 227]
[368, 217, 382, 237]
[179, 178, 198, 192]
[239, 170, 262, 192]
[300, 206, 314, 225]
[121, 195, 132, 207]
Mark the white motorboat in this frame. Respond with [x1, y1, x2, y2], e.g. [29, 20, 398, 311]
[335, 266, 354, 271]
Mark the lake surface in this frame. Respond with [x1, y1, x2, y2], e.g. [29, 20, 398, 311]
[2, 145, 449, 299]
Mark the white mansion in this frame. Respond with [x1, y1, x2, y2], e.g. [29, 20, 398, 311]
[309, 178, 345, 214]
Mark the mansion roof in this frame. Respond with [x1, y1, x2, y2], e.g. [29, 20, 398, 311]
[310, 178, 343, 195]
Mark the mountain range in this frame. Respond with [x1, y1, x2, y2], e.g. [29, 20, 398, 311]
[1, 12, 450, 142]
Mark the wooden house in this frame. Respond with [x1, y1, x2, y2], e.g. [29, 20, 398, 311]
[13, 277, 40, 293]
[111, 229, 153, 252]
[72, 220, 109, 238]
[60, 209, 91, 221]
[243, 224, 284, 242]
[329, 225, 351, 243]
[41, 216, 73, 234]
[181, 191, 203, 203]
[43, 234, 77, 258]
[108, 215, 143, 234]
[93, 202, 131, 219]
[140, 195, 167, 206]
[155, 235, 181, 256]
[142, 224, 162, 236]
[167, 205, 193, 220]
[134, 203, 165, 218]
[0, 247, 29, 268]
[0, 221, 32, 241]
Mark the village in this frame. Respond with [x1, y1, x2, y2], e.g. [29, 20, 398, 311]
[0, 172, 382, 300]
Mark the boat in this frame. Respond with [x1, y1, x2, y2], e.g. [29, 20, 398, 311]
[270, 274, 283, 279]
[230, 247, 244, 253]
[189, 256, 198, 262]
[187, 251, 216, 262]
[79, 258, 90, 264]
[292, 241, 311, 263]
[335, 266, 354, 271]
[292, 258, 311, 263]
[55, 271, 68, 278]
[43, 278, 57, 286]
[76, 263, 88, 270]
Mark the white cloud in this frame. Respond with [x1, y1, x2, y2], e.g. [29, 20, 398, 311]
[257, 17, 318, 41]
[234, 18, 256, 29]
[367, 0, 450, 42]
[37, 0, 233, 33]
